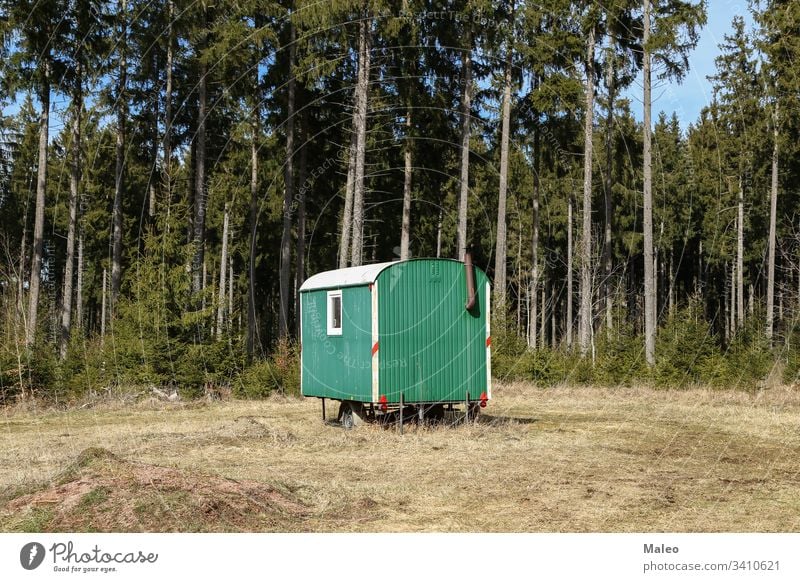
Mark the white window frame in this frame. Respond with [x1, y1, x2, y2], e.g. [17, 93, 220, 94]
[327, 290, 343, 336]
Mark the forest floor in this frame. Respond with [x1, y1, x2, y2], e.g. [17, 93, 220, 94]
[1, 382, 799, 532]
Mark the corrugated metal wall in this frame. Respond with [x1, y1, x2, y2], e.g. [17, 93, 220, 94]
[300, 285, 373, 401]
[377, 260, 489, 403]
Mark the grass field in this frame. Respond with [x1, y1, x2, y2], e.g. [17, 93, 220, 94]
[2, 382, 799, 532]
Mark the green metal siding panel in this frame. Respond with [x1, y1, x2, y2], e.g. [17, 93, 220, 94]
[377, 259, 489, 403]
[301, 286, 373, 400]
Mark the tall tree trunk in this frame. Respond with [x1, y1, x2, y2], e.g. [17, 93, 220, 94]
[247, 105, 259, 359]
[516, 223, 522, 334]
[456, 26, 473, 261]
[216, 203, 230, 340]
[736, 176, 744, 329]
[100, 268, 107, 342]
[551, 282, 557, 348]
[730, 261, 736, 336]
[26, 62, 50, 347]
[339, 129, 357, 267]
[604, 57, 615, 337]
[202, 260, 207, 311]
[148, 75, 159, 225]
[540, 278, 546, 346]
[162, 0, 174, 205]
[350, 13, 371, 267]
[529, 116, 540, 349]
[112, 0, 127, 310]
[436, 208, 443, 258]
[192, 46, 208, 297]
[766, 100, 779, 342]
[295, 119, 308, 337]
[579, 25, 595, 358]
[76, 232, 83, 332]
[642, 0, 656, 366]
[60, 70, 82, 359]
[400, 106, 413, 260]
[17, 216, 27, 326]
[567, 193, 574, 350]
[279, 15, 296, 338]
[494, 11, 514, 309]
[668, 249, 675, 316]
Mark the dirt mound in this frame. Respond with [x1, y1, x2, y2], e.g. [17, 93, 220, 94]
[3, 448, 307, 532]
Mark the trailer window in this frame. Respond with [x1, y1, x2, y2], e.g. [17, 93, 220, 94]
[327, 290, 342, 335]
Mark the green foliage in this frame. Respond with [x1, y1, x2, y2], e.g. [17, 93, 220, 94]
[652, 305, 718, 387]
[492, 304, 781, 390]
[234, 340, 300, 398]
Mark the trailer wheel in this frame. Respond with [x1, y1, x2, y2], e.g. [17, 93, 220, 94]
[339, 401, 365, 430]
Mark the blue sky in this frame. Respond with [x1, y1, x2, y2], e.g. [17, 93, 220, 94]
[626, 0, 753, 127]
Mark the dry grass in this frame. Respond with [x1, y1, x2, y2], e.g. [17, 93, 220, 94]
[2, 382, 800, 532]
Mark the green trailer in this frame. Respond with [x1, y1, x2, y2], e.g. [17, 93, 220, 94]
[299, 257, 491, 427]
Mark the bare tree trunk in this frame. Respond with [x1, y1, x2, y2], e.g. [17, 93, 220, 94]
[400, 107, 413, 260]
[148, 46, 158, 227]
[529, 104, 540, 349]
[456, 26, 473, 261]
[60, 71, 82, 359]
[202, 260, 207, 311]
[516, 218, 522, 335]
[654, 242, 659, 321]
[26, 61, 50, 347]
[551, 282, 557, 348]
[730, 261, 736, 335]
[540, 279, 546, 347]
[579, 25, 595, 358]
[76, 232, 83, 332]
[279, 16, 296, 338]
[766, 101, 779, 342]
[162, 0, 174, 204]
[100, 268, 107, 342]
[494, 12, 514, 309]
[736, 176, 744, 329]
[216, 203, 230, 340]
[228, 255, 233, 323]
[724, 269, 730, 344]
[668, 249, 675, 316]
[642, 0, 656, 366]
[247, 104, 260, 358]
[295, 119, 308, 336]
[350, 13, 371, 267]
[436, 208, 443, 258]
[604, 57, 615, 337]
[567, 193, 574, 350]
[191, 13, 208, 297]
[112, 0, 127, 310]
[339, 129, 356, 268]
[17, 217, 27, 325]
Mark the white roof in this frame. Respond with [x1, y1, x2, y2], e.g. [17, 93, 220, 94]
[299, 261, 397, 291]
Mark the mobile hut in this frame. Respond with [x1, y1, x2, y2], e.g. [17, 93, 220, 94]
[299, 257, 491, 427]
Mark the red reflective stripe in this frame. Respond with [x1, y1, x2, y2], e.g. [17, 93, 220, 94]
[372, 342, 379, 356]
[486, 336, 492, 347]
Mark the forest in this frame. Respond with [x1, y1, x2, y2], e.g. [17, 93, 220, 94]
[1, 0, 799, 402]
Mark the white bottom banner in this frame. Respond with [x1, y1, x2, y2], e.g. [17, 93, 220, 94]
[2, 533, 798, 581]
